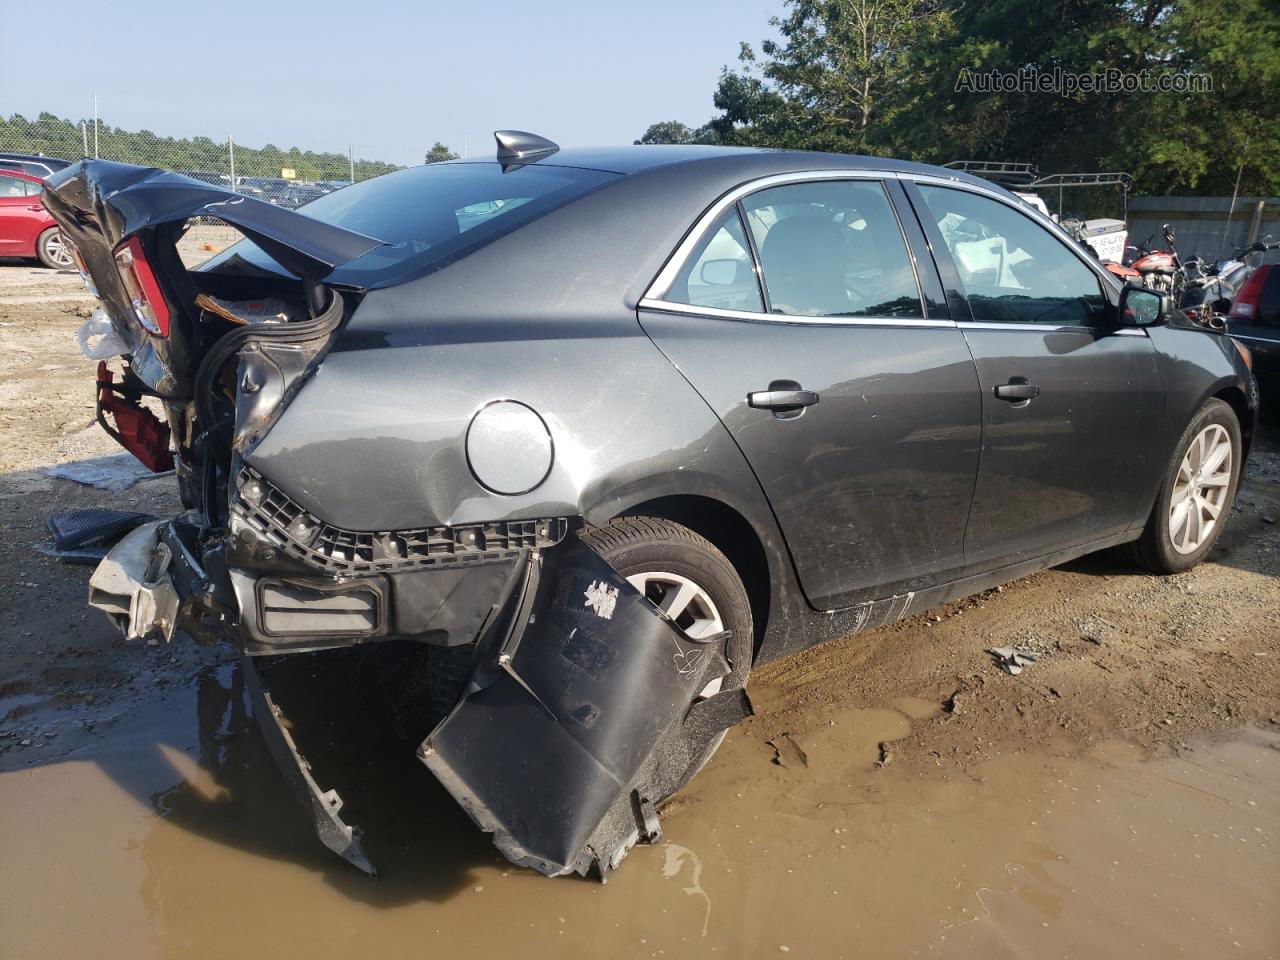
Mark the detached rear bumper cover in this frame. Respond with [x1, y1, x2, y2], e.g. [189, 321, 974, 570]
[422, 537, 748, 877]
[87, 527, 751, 877]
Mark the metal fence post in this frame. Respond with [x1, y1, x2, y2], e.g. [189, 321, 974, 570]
[229, 135, 236, 188]
[348, 144, 355, 184]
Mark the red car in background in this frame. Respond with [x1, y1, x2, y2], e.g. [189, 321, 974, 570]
[0, 169, 73, 268]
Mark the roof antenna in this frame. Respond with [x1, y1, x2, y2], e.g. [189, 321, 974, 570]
[494, 130, 559, 170]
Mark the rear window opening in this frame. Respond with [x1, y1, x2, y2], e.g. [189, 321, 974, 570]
[198, 162, 621, 289]
[177, 218, 246, 270]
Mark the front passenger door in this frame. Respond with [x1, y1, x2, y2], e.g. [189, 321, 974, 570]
[907, 181, 1163, 570]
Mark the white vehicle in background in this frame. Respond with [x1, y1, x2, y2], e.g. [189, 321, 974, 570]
[945, 161, 1132, 267]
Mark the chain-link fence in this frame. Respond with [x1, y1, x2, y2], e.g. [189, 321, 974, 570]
[1, 114, 413, 186]
[1, 112, 442, 263]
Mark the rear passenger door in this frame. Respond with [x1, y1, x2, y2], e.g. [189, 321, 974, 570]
[639, 176, 982, 610]
[904, 180, 1163, 570]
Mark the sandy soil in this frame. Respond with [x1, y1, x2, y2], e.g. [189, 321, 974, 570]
[0, 260, 1277, 959]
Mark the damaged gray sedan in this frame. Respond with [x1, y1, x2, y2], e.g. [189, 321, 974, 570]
[43, 131, 1256, 878]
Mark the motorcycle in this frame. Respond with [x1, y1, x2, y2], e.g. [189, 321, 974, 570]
[1130, 224, 1183, 297]
[1181, 236, 1277, 327]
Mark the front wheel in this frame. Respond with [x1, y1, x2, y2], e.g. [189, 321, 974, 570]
[36, 227, 73, 269]
[1123, 398, 1241, 572]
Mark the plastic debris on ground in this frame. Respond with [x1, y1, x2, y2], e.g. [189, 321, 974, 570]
[988, 646, 1039, 675]
[44, 453, 173, 492]
[42, 508, 156, 564]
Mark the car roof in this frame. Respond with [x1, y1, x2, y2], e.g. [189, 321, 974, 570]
[353, 144, 1016, 328]
[0, 152, 71, 167]
[460, 142, 977, 181]
[443, 143, 1001, 194]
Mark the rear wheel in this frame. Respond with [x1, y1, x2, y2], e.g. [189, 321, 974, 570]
[580, 517, 753, 795]
[1122, 398, 1241, 573]
[36, 228, 72, 269]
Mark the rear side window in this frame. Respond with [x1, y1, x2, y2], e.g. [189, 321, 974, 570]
[667, 206, 764, 313]
[0, 175, 27, 198]
[917, 185, 1106, 326]
[742, 180, 922, 318]
[202, 162, 620, 288]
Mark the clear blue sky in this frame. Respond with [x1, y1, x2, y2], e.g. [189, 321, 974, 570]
[1, 0, 780, 166]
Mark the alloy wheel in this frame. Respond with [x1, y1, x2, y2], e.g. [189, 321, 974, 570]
[1168, 423, 1233, 555]
[42, 231, 73, 268]
[626, 570, 726, 697]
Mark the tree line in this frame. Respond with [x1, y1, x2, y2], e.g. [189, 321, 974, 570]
[1, 113, 405, 181]
[636, 0, 1279, 196]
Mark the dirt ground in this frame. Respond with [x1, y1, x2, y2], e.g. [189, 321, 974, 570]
[1, 257, 1277, 959]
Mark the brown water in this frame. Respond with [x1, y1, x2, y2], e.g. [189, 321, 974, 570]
[1, 662, 1276, 960]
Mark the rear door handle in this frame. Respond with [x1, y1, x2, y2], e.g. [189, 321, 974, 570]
[993, 379, 1040, 402]
[748, 380, 819, 420]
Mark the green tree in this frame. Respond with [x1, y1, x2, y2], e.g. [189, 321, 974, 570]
[633, 121, 720, 144]
[425, 142, 460, 163]
[0, 113, 405, 182]
[710, 0, 953, 153]
[697, 0, 1280, 195]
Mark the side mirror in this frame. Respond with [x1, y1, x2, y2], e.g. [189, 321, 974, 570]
[1119, 284, 1169, 327]
[699, 259, 744, 286]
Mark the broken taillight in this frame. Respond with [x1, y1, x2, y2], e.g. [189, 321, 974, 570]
[1228, 265, 1270, 321]
[113, 237, 170, 337]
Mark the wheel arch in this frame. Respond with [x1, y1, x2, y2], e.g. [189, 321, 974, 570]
[610, 493, 772, 660]
[1211, 383, 1254, 462]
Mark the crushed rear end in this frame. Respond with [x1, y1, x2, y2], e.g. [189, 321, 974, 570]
[42, 158, 749, 878]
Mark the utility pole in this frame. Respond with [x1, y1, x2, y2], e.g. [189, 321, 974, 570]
[228, 135, 236, 188]
[92, 92, 99, 158]
[348, 144, 355, 184]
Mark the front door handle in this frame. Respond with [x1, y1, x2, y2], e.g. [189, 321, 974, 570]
[748, 380, 820, 419]
[993, 378, 1040, 403]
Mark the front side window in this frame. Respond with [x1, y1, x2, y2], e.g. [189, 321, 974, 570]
[742, 180, 922, 319]
[667, 206, 764, 313]
[917, 185, 1106, 326]
[0, 175, 26, 198]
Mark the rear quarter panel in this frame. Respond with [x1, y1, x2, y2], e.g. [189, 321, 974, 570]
[243, 302, 817, 661]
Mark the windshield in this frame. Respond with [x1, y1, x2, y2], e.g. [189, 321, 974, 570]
[200, 161, 620, 288]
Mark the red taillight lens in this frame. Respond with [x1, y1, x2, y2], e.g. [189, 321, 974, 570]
[1228, 265, 1271, 320]
[113, 237, 170, 337]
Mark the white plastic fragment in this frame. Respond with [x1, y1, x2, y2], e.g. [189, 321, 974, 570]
[989, 646, 1039, 675]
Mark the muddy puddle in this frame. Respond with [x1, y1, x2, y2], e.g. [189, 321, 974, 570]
[1, 651, 1275, 960]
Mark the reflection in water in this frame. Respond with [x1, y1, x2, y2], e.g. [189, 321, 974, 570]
[0, 650, 1276, 960]
[662, 844, 713, 937]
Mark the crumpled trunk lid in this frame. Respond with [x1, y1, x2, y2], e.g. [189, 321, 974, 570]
[41, 159, 381, 397]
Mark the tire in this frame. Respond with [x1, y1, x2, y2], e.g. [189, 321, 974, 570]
[579, 516, 754, 795]
[35, 227, 72, 269]
[1121, 398, 1241, 573]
